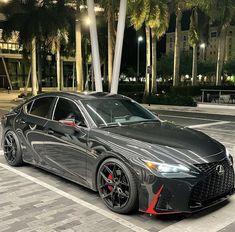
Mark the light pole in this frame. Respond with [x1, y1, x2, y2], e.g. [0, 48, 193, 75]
[137, 36, 143, 81]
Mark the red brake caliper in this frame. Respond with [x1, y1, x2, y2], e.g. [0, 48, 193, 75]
[108, 174, 113, 191]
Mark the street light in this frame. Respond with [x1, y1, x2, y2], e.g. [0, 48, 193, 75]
[83, 17, 92, 90]
[85, 17, 91, 26]
[137, 36, 143, 80]
[200, 43, 206, 61]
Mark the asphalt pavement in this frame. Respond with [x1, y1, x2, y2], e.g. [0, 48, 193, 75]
[0, 101, 235, 232]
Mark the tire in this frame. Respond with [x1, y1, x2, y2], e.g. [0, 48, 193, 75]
[3, 130, 23, 166]
[97, 158, 138, 214]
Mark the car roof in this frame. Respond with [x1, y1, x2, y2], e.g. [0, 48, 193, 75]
[29, 92, 129, 101]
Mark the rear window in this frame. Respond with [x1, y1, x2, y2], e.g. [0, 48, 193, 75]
[29, 97, 54, 118]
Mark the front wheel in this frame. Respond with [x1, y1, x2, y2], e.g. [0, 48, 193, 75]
[3, 131, 23, 166]
[97, 158, 138, 214]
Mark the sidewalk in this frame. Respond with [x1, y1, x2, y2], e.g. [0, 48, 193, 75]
[143, 103, 235, 116]
[0, 90, 22, 111]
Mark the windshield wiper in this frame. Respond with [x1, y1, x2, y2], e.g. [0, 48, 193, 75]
[99, 122, 122, 128]
[130, 119, 160, 125]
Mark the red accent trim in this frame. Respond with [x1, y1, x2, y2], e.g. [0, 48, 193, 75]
[144, 185, 164, 214]
[141, 185, 181, 215]
[107, 174, 113, 191]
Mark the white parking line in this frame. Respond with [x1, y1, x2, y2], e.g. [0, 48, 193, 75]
[0, 162, 149, 232]
[159, 196, 235, 232]
[188, 121, 230, 129]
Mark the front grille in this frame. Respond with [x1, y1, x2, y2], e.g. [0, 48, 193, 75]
[189, 159, 234, 207]
[194, 161, 218, 173]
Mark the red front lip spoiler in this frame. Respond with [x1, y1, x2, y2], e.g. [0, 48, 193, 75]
[140, 185, 180, 215]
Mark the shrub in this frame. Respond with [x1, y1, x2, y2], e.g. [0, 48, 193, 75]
[142, 94, 197, 107]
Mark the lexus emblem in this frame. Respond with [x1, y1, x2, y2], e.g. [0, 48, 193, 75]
[216, 165, 225, 176]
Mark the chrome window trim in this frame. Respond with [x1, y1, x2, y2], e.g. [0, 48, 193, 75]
[51, 97, 59, 120]
[23, 100, 35, 114]
[51, 96, 90, 129]
[78, 100, 97, 128]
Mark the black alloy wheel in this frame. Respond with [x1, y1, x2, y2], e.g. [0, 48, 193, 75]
[97, 158, 138, 214]
[3, 131, 23, 166]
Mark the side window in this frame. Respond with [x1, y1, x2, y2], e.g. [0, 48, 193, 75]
[53, 98, 86, 127]
[30, 97, 54, 118]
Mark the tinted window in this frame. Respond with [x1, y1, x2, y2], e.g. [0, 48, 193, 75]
[30, 97, 54, 118]
[81, 99, 157, 127]
[53, 98, 86, 126]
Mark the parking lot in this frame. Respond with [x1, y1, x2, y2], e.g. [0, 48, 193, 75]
[0, 105, 235, 232]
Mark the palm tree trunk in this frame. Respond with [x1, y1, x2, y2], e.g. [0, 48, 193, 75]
[192, 44, 198, 86]
[173, 9, 182, 86]
[31, 37, 37, 96]
[37, 42, 42, 93]
[144, 26, 151, 95]
[56, 39, 61, 91]
[76, 0, 83, 92]
[151, 30, 157, 94]
[216, 25, 227, 86]
[108, 8, 115, 91]
[60, 59, 64, 90]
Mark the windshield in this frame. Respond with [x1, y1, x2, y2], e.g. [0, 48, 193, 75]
[81, 98, 158, 127]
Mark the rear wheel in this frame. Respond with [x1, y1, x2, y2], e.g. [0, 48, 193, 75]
[3, 131, 23, 166]
[97, 158, 138, 214]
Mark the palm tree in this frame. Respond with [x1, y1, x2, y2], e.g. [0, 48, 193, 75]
[188, 7, 209, 86]
[129, 0, 150, 95]
[170, 0, 192, 86]
[146, 1, 169, 94]
[45, 0, 74, 91]
[129, 0, 169, 95]
[189, 8, 200, 86]
[1, 0, 75, 94]
[1, 0, 43, 96]
[197, 0, 235, 85]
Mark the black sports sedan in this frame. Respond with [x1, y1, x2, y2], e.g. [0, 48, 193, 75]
[1, 92, 234, 215]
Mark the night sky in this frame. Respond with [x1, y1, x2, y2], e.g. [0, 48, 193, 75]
[121, 11, 191, 76]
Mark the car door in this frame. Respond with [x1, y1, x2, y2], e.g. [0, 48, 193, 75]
[43, 97, 89, 187]
[15, 96, 55, 165]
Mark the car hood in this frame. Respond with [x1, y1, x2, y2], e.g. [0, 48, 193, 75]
[102, 121, 225, 164]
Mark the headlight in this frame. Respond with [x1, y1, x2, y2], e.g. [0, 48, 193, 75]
[143, 160, 197, 178]
[145, 160, 189, 173]
[226, 148, 233, 165]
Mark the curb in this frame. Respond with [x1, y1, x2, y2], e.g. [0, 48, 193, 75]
[197, 103, 235, 110]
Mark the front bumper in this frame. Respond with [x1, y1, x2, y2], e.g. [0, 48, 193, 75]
[138, 158, 235, 215]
